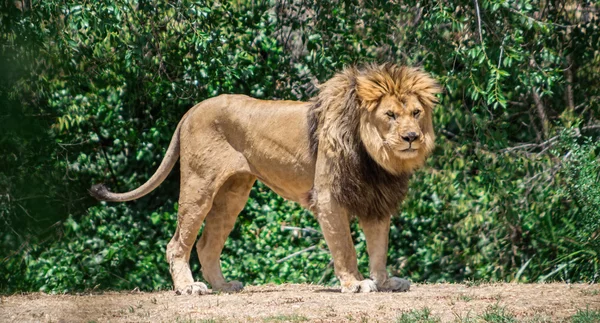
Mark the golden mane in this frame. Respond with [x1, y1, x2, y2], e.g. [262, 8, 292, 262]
[308, 63, 440, 219]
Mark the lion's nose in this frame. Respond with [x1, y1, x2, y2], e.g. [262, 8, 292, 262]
[402, 132, 419, 143]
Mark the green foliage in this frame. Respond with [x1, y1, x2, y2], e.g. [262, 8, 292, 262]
[399, 306, 600, 323]
[20, 204, 177, 292]
[262, 314, 309, 322]
[224, 183, 333, 286]
[481, 305, 517, 323]
[397, 308, 440, 323]
[571, 308, 600, 323]
[1, 0, 599, 292]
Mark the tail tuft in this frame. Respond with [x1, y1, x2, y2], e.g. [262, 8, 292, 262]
[89, 184, 111, 201]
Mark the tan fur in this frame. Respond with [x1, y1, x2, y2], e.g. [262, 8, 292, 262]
[91, 63, 440, 294]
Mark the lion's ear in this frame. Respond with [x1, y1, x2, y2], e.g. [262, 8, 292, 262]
[356, 75, 390, 107]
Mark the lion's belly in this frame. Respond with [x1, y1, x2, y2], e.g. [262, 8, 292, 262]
[246, 145, 315, 207]
[257, 177, 313, 208]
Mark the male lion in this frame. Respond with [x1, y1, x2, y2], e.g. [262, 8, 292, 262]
[91, 63, 440, 295]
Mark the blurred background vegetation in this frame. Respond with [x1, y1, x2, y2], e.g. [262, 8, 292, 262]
[1, 0, 599, 293]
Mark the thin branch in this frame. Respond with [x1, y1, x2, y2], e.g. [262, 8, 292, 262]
[498, 45, 504, 69]
[529, 56, 550, 142]
[473, 0, 484, 44]
[440, 129, 457, 139]
[531, 88, 549, 138]
[501, 135, 559, 153]
[564, 33, 575, 114]
[508, 8, 578, 28]
[281, 225, 321, 235]
[522, 164, 561, 198]
[17, 203, 36, 221]
[582, 124, 600, 131]
[412, 6, 423, 27]
[317, 260, 334, 285]
[529, 110, 543, 143]
[508, 100, 528, 107]
[57, 140, 90, 147]
[276, 245, 318, 263]
[502, 124, 597, 154]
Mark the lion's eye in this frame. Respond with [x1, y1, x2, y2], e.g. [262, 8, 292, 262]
[413, 110, 421, 118]
[385, 111, 396, 119]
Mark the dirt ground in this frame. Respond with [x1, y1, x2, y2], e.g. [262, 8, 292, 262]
[1, 283, 599, 322]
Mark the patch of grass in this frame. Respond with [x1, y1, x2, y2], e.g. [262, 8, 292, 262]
[452, 311, 477, 323]
[397, 307, 441, 323]
[465, 279, 487, 287]
[579, 289, 600, 296]
[458, 293, 474, 302]
[571, 308, 600, 323]
[481, 304, 517, 323]
[175, 318, 216, 323]
[453, 306, 600, 323]
[262, 314, 309, 322]
[525, 315, 554, 323]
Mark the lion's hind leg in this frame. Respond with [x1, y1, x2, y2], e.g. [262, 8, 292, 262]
[167, 170, 218, 295]
[196, 173, 255, 293]
[166, 114, 254, 295]
[167, 159, 247, 296]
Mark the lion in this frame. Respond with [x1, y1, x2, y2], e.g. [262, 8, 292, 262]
[90, 63, 440, 295]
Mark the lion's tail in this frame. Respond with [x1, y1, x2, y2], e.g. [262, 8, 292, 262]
[89, 118, 185, 202]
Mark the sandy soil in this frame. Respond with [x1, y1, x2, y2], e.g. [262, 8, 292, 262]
[1, 283, 599, 322]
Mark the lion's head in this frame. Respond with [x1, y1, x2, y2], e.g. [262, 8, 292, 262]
[308, 63, 440, 218]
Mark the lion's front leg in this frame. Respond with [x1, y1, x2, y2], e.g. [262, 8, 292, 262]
[359, 216, 410, 292]
[315, 193, 377, 293]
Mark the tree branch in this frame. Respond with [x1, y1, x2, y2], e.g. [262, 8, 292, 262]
[473, 0, 484, 44]
[531, 89, 549, 139]
[507, 8, 577, 28]
[564, 28, 576, 116]
[276, 245, 319, 263]
[582, 124, 600, 131]
[500, 135, 559, 153]
[280, 225, 321, 235]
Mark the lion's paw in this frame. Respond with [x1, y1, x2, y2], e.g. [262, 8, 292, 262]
[341, 279, 378, 293]
[214, 280, 244, 293]
[175, 282, 210, 296]
[379, 277, 410, 292]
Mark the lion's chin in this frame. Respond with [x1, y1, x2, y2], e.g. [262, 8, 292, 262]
[394, 148, 420, 159]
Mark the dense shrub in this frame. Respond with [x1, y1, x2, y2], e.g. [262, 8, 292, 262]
[1, 0, 598, 292]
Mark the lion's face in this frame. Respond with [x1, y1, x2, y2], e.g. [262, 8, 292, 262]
[375, 94, 427, 158]
[312, 64, 439, 176]
[359, 93, 435, 174]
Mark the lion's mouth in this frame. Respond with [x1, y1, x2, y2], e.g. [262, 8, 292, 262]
[384, 140, 419, 154]
[400, 147, 417, 153]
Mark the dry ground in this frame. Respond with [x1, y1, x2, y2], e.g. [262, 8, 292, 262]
[1, 283, 599, 322]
